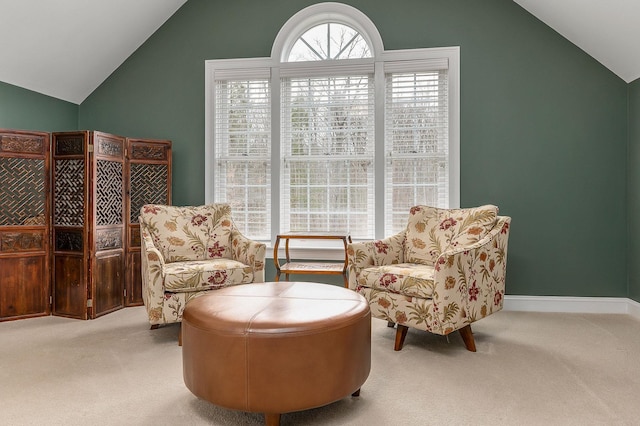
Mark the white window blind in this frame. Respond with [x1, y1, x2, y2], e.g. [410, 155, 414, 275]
[281, 73, 375, 238]
[384, 65, 449, 234]
[214, 76, 271, 240]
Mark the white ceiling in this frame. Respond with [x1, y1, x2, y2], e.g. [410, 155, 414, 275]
[0, 1, 638, 105]
[0, 0, 187, 104]
[513, 0, 640, 83]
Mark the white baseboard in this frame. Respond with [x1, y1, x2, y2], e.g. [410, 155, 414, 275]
[504, 295, 640, 320]
[628, 298, 640, 319]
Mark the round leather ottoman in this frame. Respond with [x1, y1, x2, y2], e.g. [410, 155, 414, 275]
[182, 281, 371, 426]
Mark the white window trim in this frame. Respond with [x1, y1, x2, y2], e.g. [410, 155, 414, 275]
[205, 3, 459, 259]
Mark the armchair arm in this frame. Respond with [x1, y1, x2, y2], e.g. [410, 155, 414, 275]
[139, 219, 167, 325]
[431, 216, 511, 334]
[231, 228, 267, 283]
[347, 231, 405, 290]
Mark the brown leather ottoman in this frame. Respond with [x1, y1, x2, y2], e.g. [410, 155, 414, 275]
[182, 281, 371, 426]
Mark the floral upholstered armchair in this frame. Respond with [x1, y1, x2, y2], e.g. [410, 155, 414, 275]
[347, 205, 510, 352]
[139, 203, 266, 327]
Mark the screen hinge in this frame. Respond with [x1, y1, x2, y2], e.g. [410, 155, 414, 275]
[87, 299, 93, 308]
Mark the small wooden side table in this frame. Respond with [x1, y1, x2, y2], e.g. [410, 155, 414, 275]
[273, 233, 352, 287]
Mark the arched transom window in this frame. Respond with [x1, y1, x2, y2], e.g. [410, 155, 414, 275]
[288, 22, 372, 61]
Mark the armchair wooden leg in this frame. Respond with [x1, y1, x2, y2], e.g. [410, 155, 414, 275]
[150, 324, 159, 330]
[178, 323, 183, 347]
[387, 321, 396, 328]
[458, 324, 476, 352]
[394, 325, 409, 351]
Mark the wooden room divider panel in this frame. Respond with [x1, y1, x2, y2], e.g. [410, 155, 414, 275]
[52, 131, 126, 319]
[124, 138, 172, 306]
[0, 129, 51, 321]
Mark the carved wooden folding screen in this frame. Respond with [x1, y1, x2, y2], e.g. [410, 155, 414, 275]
[124, 138, 171, 306]
[0, 129, 50, 321]
[52, 131, 125, 319]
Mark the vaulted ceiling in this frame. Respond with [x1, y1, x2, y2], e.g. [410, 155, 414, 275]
[0, 0, 187, 104]
[513, 0, 640, 83]
[0, 0, 638, 104]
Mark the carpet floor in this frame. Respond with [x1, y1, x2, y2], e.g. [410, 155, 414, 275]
[1, 306, 639, 425]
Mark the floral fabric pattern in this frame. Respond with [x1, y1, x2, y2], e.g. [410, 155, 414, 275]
[358, 263, 435, 299]
[139, 203, 266, 326]
[347, 205, 510, 337]
[404, 204, 498, 266]
[140, 204, 233, 262]
[163, 259, 254, 292]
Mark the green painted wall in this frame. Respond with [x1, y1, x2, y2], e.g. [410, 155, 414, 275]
[0, 81, 78, 131]
[78, 0, 629, 296]
[629, 79, 640, 303]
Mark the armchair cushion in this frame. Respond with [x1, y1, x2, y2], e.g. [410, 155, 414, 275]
[404, 204, 499, 265]
[358, 263, 435, 299]
[164, 259, 255, 292]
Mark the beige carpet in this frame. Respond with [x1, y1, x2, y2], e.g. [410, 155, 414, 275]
[1, 306, 639, 425]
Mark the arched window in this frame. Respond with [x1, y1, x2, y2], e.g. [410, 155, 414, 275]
[205, 3, 459, 250]
[287, 23, 372, 61]
[271, 2, 383, 62]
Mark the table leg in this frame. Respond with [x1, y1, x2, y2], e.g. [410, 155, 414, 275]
[265, 413, 281, 426]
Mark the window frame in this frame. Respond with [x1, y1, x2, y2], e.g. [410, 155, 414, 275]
[205, 3, 459, 258]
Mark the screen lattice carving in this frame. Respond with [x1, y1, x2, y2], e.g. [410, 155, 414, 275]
[0, 158, 45, 226]
[96, 159, 123, 226]
[54, 159, 85, 227]
[129, 163, 168, 223]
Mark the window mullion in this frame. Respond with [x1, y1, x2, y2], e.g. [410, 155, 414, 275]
[271, 67, 281, 244]
[374, 60, 385, 238]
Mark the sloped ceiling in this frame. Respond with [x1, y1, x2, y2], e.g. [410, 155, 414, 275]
[0, 0, 638, 105]
[0, 0, 187, 104]
[513, 0, 640, 83]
